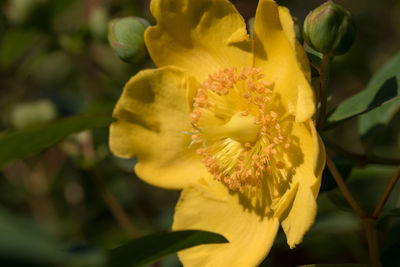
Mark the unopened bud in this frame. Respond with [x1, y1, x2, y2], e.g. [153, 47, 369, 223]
[108, 17, 150, 64]
[303, 1, 356, 55]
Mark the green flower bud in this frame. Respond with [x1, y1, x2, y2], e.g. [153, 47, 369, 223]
[303, 1, 356, 55]
[108, 17, 150, 64]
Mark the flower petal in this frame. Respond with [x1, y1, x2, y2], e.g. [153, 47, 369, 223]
[280, 120, 326, 248]
[145, 0, 253, 82]
[280, 184, 317, 249]
[254, 0, 315, 122]
[172, 178, 280, 267]
[109, 67, 209, 189]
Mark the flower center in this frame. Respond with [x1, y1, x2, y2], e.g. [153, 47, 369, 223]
[189, 67, 291, 193]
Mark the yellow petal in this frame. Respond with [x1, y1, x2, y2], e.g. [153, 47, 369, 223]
[272, 181, 299, 219]
[253, 0, 315, 122]
[145, 0, 253, 82]
[279, 120, 326, 248]
[173, 178, 280, 267]
[285, 120, 325, 187]
[278, 6, 312, 79]
[280, 184, 317, 249]
[109, 67, 209, 189]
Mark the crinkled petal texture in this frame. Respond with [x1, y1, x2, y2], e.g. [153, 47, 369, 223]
[145, 0, 253, 82]
[109, 67, 209, 189]
[254, 0, 315, 122]
[173, 177, 280, 267]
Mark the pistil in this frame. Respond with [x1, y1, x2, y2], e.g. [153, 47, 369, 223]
[201, 113, 260, 145]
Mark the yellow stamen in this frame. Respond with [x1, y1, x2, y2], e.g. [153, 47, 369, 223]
[188, 67, 291, 193]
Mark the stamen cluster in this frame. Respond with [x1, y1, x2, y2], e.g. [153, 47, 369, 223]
[189, 67, 291, 193]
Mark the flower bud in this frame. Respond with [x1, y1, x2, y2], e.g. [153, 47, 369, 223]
[303, 1, 356, 55]
[108, 17, 150, 64]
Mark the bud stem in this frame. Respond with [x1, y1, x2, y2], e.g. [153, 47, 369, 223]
[317, 54, 332, 129]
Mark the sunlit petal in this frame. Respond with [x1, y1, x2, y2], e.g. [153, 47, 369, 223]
[110, 67, 209, 189]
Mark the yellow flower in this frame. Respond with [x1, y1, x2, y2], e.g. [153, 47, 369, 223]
[109, 0, 326, 266]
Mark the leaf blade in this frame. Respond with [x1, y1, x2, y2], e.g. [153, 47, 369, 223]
[325, 51, 400, 129]
[357, 52, 400, 139]
[298, 265, 368, 267]
[325, 77, 399, 128]
[0, 114, 113, 168]
[108, 230, 228, 267]
[0, 208, 105, 267]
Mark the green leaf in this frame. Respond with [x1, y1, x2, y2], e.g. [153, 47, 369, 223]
[0, 114, 113, 168]
[325, 52, 400, 129]
[0, 208, 105, 267]
[108, 230, 228, 267]
[358, 99, 400, 141]
[325, 76, 399, 129]
[298, 265, 367, 267]
[0, 209, 61, 266]
[357, 52, 400, 139]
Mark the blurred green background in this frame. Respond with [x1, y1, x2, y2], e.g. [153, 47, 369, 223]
[0, 0, 399, 266]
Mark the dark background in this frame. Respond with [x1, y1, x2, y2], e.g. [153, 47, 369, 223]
[0, 0, 399, 266]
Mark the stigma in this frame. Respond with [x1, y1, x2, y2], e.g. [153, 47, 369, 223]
[188, 67, 291, 193]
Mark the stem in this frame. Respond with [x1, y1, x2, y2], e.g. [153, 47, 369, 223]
[372, 166, 400, 218]
[317, 54, 333, 129]
[363, 218, 382, 267]
[326, 154, 366, 218]
[327, 155, 382, 266]
[316, 50, 384, 267]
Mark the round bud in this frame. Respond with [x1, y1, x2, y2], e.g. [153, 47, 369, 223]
[303, 1, 356, 55]
[108, 17, 150, 64]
